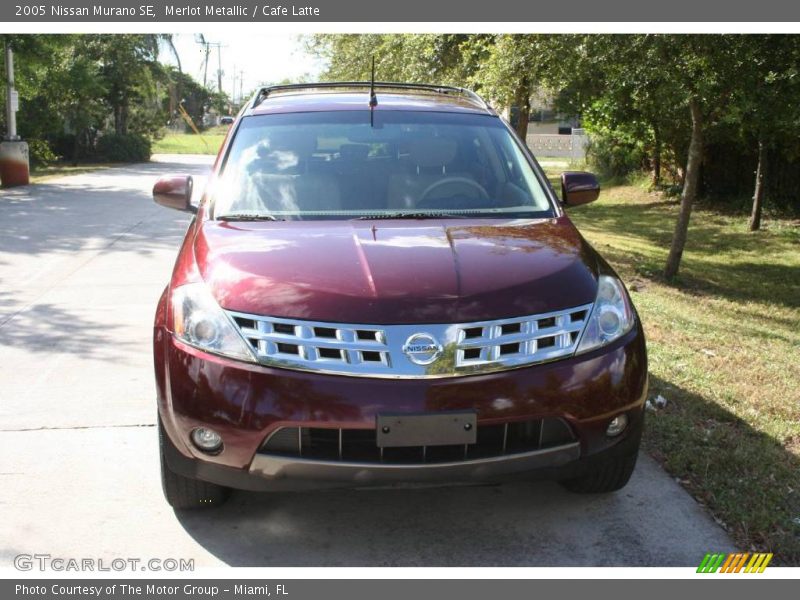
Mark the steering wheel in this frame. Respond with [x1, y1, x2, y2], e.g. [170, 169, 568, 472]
[419, 177, 489, 204]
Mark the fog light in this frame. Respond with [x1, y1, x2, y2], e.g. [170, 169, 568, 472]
[606, 414, 628, 437]
[191, 427, 223, 452]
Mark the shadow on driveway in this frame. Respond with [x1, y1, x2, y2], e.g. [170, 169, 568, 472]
[0, 158, 210, 362]
[173, 452, 735, 566]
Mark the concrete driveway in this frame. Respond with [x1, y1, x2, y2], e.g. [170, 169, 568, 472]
[0, 155, 735, 567]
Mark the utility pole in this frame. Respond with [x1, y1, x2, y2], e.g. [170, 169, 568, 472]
[239, 70, 244, 106]
[195, 34, 211, 88]
[0, 41, 29, 186]
[194, 34, 224, 92]
[216, 44, 223, 94]
[5, 43, 18, 140]
[203, 44, 210, 88]
[231, 64, 236, 104]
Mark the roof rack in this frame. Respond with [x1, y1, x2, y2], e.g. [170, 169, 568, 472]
[250, 82, 492, 111]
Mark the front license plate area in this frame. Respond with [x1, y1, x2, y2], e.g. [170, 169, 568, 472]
[376, 411, 477, 448]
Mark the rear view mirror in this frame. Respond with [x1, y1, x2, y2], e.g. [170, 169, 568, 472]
[561, 172, 600, 207]
[153, 175, 195, 213]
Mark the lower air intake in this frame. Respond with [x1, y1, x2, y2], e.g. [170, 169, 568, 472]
[259, 418, 575, 465]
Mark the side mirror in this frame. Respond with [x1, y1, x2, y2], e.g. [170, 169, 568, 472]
[153, 175, 196, 213]
[561, 171, 600, 207]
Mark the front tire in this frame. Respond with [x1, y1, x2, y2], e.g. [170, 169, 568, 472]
[159, 420, 231, 509]
[561, 447, 639, 493]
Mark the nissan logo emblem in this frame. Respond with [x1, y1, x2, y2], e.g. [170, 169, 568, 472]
[402, 333, 443, 365]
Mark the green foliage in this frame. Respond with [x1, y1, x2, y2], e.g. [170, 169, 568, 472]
[94, 132, 151, 162]
[305, 34, 481, 84]
[163, 67, 211, 132]
[586, 128, 648, 181]
[469, 35, 563, 106]
[26, 138, 58, 167]
[306, 33, 560, 139]
[92, 34, 164, 136]
[0, 34, 226, 164]
[207, 90, 232, 119]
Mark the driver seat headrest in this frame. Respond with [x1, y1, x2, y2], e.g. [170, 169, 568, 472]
[406, 137, 458, 169]
[257, 131, 317, 158]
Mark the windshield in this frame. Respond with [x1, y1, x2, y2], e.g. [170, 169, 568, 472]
[213, 110, 555, 220]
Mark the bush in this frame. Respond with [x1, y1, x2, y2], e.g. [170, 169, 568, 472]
[95, 133, 151, 163]
[27, 139, 59, 168]
[50, 131, 98, 163]
[586, 132, 648, 181]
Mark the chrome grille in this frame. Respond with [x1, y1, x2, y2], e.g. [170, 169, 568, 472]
[229, 315, 392, 375]
[455, 307, 591, 370]
[226, 303, 592, 378]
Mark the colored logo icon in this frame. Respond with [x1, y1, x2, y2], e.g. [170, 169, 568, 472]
[697, 552, 773, 573]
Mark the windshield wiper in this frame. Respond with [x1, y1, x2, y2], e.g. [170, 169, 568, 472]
[356, 212, 472, 220]
[217, 213, 284, 221]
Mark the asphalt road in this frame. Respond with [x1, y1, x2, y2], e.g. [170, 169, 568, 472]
[0, 155, 735, 567]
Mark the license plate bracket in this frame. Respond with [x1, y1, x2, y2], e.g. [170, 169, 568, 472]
[376, 411, 477, 448]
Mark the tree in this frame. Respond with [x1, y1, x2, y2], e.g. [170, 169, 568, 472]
[543, 35, 741, 279]
[0, 35, 74, 142]
[721, 36, 800, 231]
[468, 35, 563, 139]
[54, 47, 107, 164]
[0, 34, 214, 164]
[1, 35, 108, 163]
[661, 36, 745, 279]
[665, 97, 705, 279]
[305, 34, 484, 87]
[163, 67, 211, 130]
[543, 36, 695, 189]
[91, 35, 164, 135]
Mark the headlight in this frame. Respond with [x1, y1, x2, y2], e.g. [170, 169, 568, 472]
[172, 283, 256, 362]
[575, 274, 635, 354]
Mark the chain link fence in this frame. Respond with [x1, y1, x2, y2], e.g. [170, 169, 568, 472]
[526, 130, 589, 161]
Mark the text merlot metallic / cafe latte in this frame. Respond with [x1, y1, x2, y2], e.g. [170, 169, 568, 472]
[163, 4, 322, 17]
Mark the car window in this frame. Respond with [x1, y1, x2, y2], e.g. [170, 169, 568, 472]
[212, 110, 555, 220]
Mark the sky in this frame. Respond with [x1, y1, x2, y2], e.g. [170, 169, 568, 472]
[160, 33, 325, 102]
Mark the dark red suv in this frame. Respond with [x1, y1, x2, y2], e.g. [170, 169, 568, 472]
[152, 83, 647, 508]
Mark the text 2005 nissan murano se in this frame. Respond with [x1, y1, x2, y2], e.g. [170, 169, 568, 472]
[152, 83, 647, 508]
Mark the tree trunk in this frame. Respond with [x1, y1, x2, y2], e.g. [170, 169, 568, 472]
[652, 127, 662, 187]
[749, 139, 766, 231]
[513, 81, 531, 141]
[121, 104, 129, 135]
[113, 103, 129, 135]
[71, 129, 81, 167]
[114, 105, 122, 134]
[664, 98, 704, 280]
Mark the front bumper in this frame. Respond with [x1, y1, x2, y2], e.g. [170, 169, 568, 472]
[250, 442, 581, 483]
[161, 423, 588, 492]
[155, 321, 647, 490]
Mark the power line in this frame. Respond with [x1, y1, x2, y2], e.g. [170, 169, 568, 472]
[194, 34, 226, 92]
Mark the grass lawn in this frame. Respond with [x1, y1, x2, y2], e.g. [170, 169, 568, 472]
[29, 163, 113, 183]
[152, 124, 231, 155]
[543, 159, 800, 564]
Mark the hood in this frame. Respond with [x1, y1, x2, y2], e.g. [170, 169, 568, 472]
[192, 217, 599, 324]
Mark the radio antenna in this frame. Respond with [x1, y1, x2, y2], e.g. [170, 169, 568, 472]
[369, 56, 377, 127]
